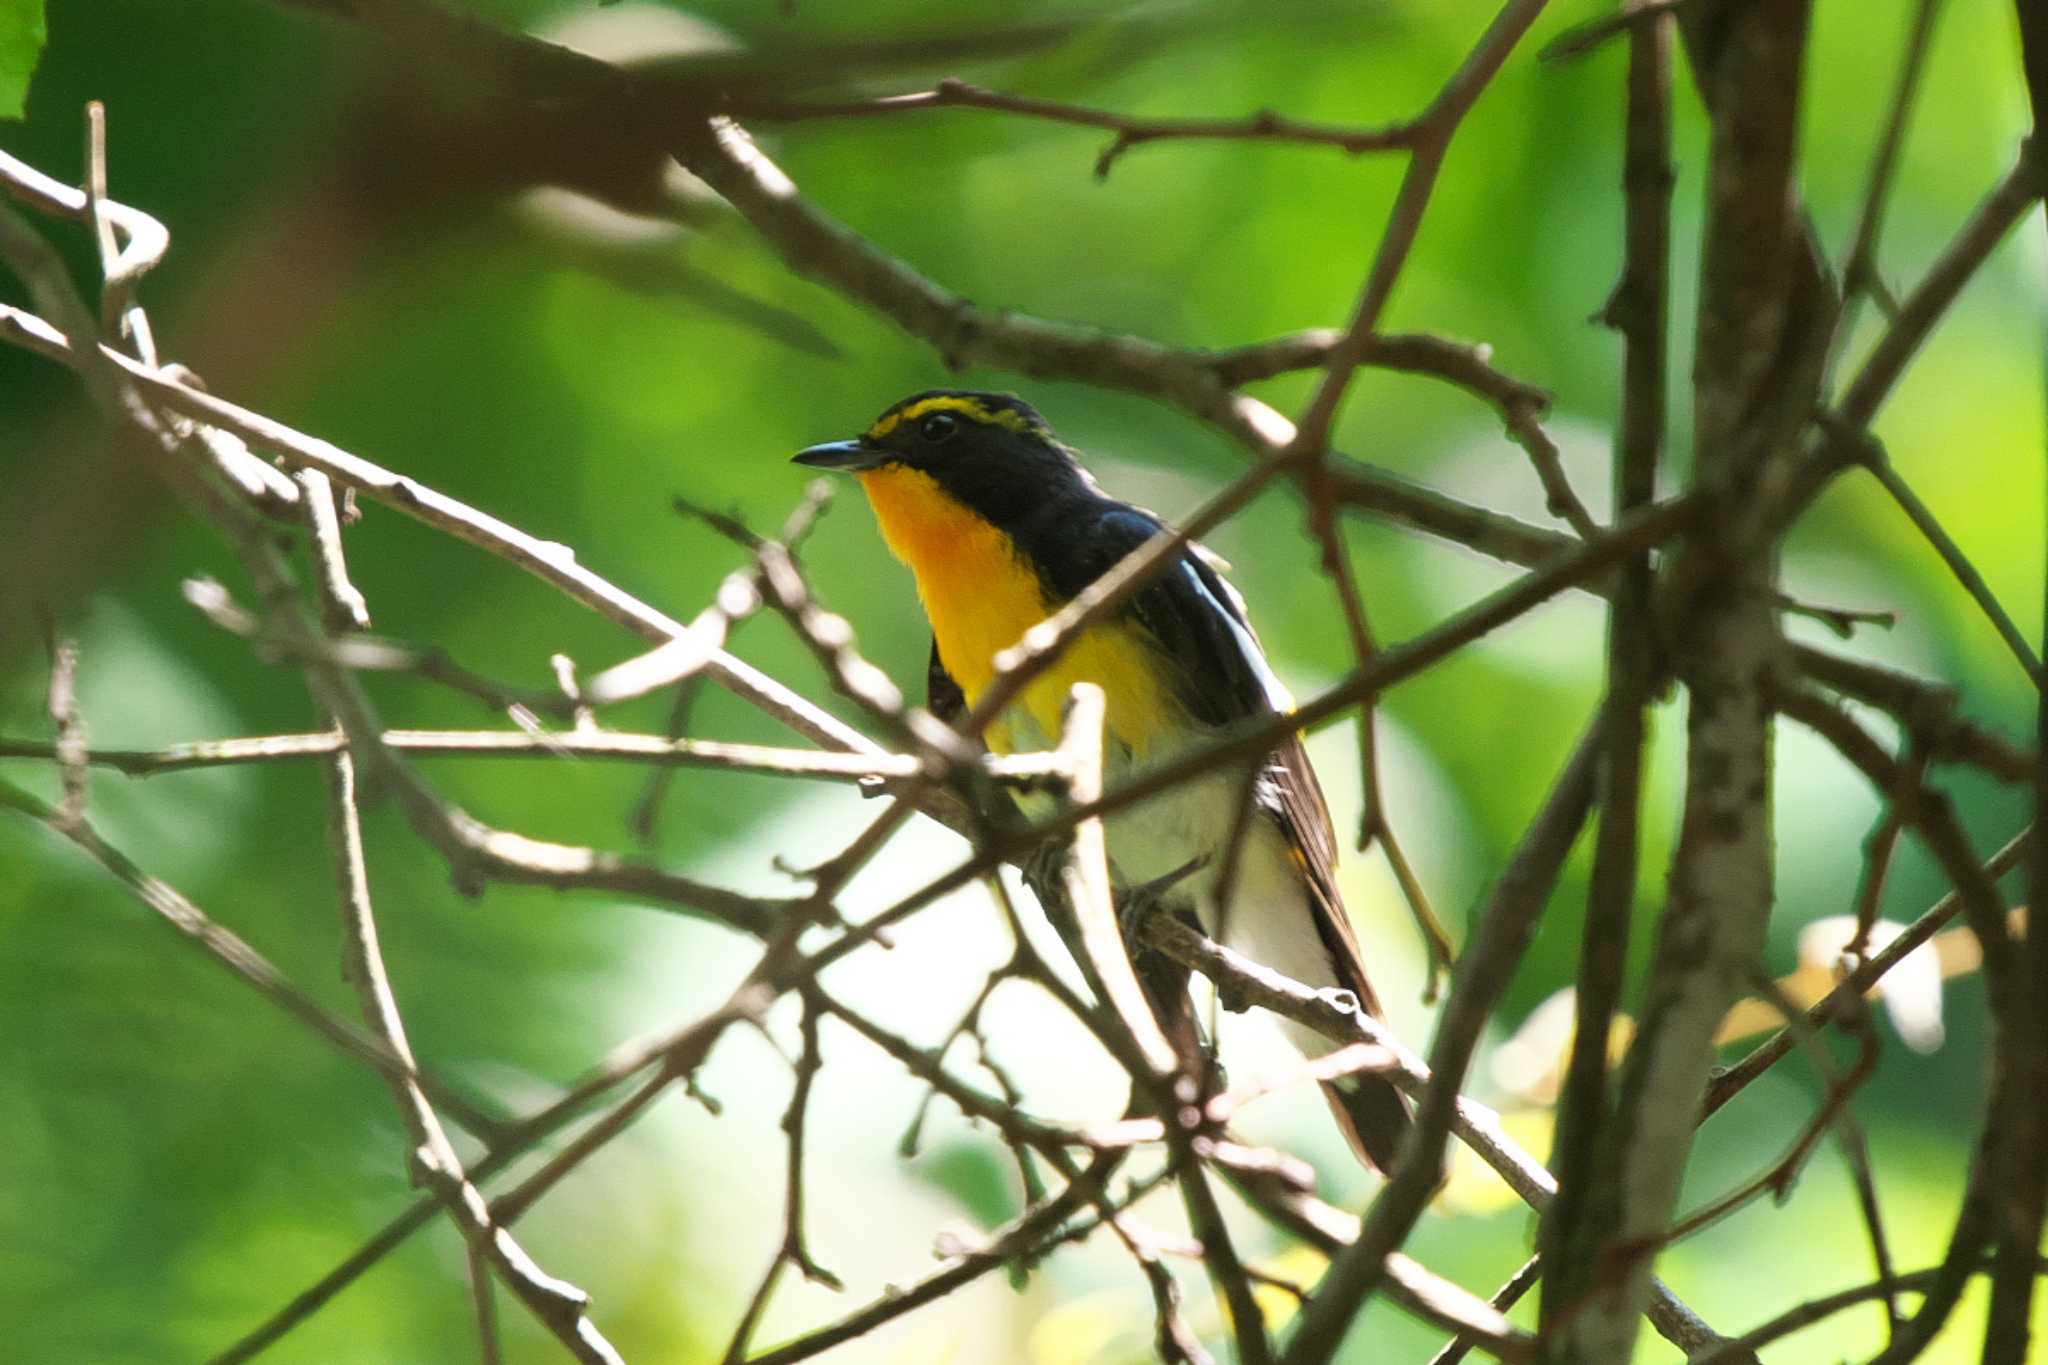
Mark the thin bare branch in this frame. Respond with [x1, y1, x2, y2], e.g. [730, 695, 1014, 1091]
[1426, 1256, 1543, 1365]
[720, 998, 842, 1364]
[1648, 975, 1880, 1251]
[467, 1239, 503, 1365]
[743, 77, 1425, 178]
[297, 469, 374, 633]
[744, 1154, 1144, 1365]
[1830, 419, 2043, 683]
[0, 291, 866, 757]
[1790, 643, 2032, 782]
[1301, 465, 1454, 996]
[1290, 0, 1552, 459]
[1705, 825, 2029, 1117]
[1538, 0, 1697, 64]
[0, 727, 1068, 788]
[1835, 0, 1945, 340]
[746, 531, 973, 765]
[323, 744, 620, 1357]
[1751, 971, 1903, 1340]
[209, 994, 761, 1363]
[83, 102, 160, 363]
[1837, 151, 2043, 433]
[0, 777, 507, 1140]
[44, 628, 88, 827]
[1696, 1259, 2048, 1361]
[1054, 685, 1181, 1078]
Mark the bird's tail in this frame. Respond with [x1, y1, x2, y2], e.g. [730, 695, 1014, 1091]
[1323, 1070, 1412, 1173]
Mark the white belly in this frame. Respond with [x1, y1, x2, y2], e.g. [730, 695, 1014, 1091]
[1101, 747, 1346, 1009]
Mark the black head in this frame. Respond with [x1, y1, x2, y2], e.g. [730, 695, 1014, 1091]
[793, 390, 1093, 525]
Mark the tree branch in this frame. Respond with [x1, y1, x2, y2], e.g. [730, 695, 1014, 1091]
[742, 77, 1426, 179]
[1544, 0, 1672, 1331]
[1555, 4, 1816, 1356]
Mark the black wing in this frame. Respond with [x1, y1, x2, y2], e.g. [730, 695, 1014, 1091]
[927, 639, 969, 728]
[1030, 504, 1283, 730]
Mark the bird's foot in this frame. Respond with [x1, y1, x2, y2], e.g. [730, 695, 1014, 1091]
[1113, 855, 1207, 947]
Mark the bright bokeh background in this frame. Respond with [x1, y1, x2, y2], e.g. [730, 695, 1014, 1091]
[1, 1, 2041, 1361]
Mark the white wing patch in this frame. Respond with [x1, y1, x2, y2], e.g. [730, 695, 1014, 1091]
[1180, 556, 1297, 715]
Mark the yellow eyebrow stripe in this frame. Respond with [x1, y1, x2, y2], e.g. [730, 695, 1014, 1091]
[865, 395, 1043, 441]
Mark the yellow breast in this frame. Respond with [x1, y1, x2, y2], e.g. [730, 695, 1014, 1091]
[856, 466, 1181, 755]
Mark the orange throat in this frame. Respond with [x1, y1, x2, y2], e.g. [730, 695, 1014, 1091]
[853, 466, 1176, 754]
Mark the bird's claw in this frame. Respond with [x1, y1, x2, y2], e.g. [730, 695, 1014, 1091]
[1114, 855, 1206, 943]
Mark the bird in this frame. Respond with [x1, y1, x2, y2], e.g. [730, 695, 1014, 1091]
[794, 389, 1411, 1170]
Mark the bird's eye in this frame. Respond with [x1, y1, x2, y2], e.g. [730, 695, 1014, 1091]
[918, 412, 960, 442]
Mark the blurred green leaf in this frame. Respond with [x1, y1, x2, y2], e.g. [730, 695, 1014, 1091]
[0, 0, 43, 117]
[914, 1135, 1026, 1231]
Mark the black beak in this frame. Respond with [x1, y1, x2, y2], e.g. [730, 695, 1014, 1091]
[792, 438, 885, 472]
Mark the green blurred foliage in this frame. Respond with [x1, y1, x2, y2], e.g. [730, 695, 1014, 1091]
[0, 1, 2041, 1361]
[0, 0, 42, 118]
